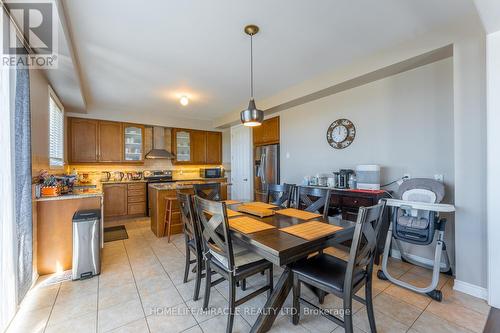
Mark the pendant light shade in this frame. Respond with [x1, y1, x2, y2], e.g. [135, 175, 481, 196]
[241, 25, 264, 127]
[241, 98, 264, 127]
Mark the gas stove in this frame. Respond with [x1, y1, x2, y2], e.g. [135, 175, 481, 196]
[144, 170, 173, 182]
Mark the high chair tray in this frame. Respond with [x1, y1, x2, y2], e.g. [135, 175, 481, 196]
[385, 199, 455, 212]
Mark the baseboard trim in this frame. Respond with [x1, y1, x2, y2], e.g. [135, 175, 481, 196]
[453, 279, 488, 300]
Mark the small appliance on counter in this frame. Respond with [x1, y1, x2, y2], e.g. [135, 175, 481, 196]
[338, 169, 355, 189]
[355, 165, 381, 190]
[101, 171, 111, 182]
[200, 167, 222, 179]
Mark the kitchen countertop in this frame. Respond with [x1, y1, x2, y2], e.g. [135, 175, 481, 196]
[35, 192, 103, 202]
[101, 180, 147, 184]
[100, 177, 226, 184]
[149, 182, 230, 191]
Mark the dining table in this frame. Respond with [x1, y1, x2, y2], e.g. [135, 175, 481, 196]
[224, 202, 356, 333]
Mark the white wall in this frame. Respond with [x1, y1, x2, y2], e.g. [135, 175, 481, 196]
[280, 58, 455, 264]
[486, 30, 500, 307]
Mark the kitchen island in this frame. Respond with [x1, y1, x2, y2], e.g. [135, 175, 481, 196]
[148, 180, 227, 237]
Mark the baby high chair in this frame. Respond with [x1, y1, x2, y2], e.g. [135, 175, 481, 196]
[377, 178, 455, 301]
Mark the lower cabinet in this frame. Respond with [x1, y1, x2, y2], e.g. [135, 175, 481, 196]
[103, 183, 146, 219]
[103, 184, 128, 217]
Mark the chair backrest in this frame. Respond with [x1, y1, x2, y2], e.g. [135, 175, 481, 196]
[295, 186, 331, 219]
[193, 195, 235, 271]
[344, 201, 386, 293]
[177, 191, 201, 252]
[193, 183, 221, 201]
[266, 183, 294, 208]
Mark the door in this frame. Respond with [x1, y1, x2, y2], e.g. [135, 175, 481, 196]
[69, 118, 98, 162]
[206, 131, 222, 164]
[103, 184, 128, 217]
[99, 121, 123, 162]
[231, 125, 253, 201]
[191, 130, 207, 164]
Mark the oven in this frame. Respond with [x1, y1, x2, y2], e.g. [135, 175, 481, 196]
[144, 170, 173, 216]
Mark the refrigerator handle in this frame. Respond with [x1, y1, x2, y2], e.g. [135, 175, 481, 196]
[259, 152, 266, 183]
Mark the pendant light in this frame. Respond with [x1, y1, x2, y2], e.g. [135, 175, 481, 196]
[240, 25, 264, 127]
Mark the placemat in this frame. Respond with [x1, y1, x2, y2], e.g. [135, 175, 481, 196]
[229, 216, 276, 234]
[275, 208, 322, 220]
[242, 201, 277, 209]
[238, 205, 275, 218]
[280, 221, 343, 241]
[226, 209, 243, 218]
[224, 200, 242, 205]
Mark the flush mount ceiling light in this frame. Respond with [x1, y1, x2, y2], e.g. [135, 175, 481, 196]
[179, 95, 189, 106]
[240, 24, 264, 127]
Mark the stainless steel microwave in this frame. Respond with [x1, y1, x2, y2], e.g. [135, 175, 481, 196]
[200, 168, 222, 178]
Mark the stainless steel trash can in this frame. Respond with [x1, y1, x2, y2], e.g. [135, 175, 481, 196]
[72, 209, 101, 280]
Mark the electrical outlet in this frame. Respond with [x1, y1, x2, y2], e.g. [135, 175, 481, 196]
[434, 174, 444, 182]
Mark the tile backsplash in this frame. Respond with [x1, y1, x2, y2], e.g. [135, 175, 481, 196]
[67, 163, 224, 190]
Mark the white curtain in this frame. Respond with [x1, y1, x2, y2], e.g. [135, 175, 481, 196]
[0, 56, 18, 331]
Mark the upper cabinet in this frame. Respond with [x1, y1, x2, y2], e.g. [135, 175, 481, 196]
[253, 116, 280, 146]
[172, 129, 222, 165]
[68, 117, 144, 163]
[173, 129, 191, 162]
[123, 124, 145, 161]
[206, 131, 222, 164]
[98, 121, 123, 162]
[69, 118, 99, 162]
[191, 130, 207, 164]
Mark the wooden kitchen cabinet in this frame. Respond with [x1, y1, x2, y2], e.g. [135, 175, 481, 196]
[172, 128, 222, 165]
[191, 130, 207, 164]
[123, 123, 145, 162]
[98, 121, 123, 162]
[68, 117, 144, 163]
[69, 118, 99, 162]
[253, 116, 280, 146]
[103, 184, 128, 217]
[103, 182, 146, 219]
[206, 131, 222, 164]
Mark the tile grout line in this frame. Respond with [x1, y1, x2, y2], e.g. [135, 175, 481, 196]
[148, 232, 200, 332]
[123, 238, 152, 333]
[41, 281, 62, 333]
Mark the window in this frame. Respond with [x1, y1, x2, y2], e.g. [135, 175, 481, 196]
[49, 87, 64, 168]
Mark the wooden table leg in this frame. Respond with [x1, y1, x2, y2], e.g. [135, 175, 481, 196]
[250, 267, 293, 333]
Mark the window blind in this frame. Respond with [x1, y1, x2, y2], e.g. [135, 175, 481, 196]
[49, 95, 64, 168]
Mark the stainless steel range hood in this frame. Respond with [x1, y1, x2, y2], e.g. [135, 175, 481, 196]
[145, 127, 175, 159]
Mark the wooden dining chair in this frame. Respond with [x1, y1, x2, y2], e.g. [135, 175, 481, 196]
[177, 191, 205, 301]
[294, 186, 331, 219]
[193, 183, 221, 201]
[265, 183, 294, 208]
[291, 201, 386, 333]
[193, 195, 273, 333]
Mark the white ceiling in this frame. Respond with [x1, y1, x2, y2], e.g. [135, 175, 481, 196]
[62, 0, 477, 121]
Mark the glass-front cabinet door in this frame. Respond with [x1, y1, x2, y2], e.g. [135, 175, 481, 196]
[123, 124, 144, 161]
[175, 130, 191, 163]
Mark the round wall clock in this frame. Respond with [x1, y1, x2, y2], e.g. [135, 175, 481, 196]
[326, 119, 356, 149]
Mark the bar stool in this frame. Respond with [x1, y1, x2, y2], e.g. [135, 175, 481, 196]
[164, 196, 177, 242]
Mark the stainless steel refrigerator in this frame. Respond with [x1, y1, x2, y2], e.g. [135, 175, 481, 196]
[254, 144, 280, 202]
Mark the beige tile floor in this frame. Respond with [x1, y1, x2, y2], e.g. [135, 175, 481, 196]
[6, 217, 490, 333]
